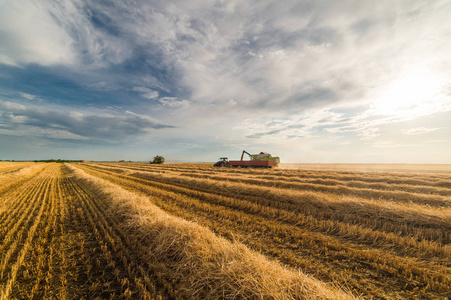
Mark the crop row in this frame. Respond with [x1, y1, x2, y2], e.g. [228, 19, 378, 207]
[0, 162, 36, 173]
[99, 162, 451, 200]
[76, 162, 451, 299]
[1, 162, 356, 299]
[67, 164, 354, 299]
[1, 164, 163, 299]
[105, 162, 451, 188]
[86, 163, 451, 245]
[0, 164, 57, 299]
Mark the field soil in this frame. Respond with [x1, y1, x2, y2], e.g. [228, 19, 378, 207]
[1, 161, 450, 299]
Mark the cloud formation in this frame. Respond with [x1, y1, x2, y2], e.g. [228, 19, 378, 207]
[0, 1, 74, 66]
[0, 100, 173, 142]
[132, 87, 160, 100]
[401, 127, 440, 135]
[0, 0, 450, 162]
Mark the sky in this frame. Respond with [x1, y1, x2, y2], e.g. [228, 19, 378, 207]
[0, 0, 450, 163]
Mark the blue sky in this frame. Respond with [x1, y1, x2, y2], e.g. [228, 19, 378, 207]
[0, 0, 450, 163]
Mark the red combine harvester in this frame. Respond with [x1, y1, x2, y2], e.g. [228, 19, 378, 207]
[214, 150, 280, 168]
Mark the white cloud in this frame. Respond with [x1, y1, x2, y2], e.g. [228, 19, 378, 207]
[0, 0, 133, 67]
[0, 101, 26, 110]
[371, 141, 426, 149]
[132, 87, 159, 100]
[401, 127, 440, 135]
[0, 1, 75, 66]
[159, 97, 189, 108]
[234, 109, 348, 140]
[20, 93, 36, 100]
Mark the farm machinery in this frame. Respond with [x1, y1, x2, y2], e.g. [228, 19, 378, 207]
[150, 155, 165, 164]
[214, 150, 280, 168]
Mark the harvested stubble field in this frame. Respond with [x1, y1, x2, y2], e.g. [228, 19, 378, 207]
[0, 162, 450, 299]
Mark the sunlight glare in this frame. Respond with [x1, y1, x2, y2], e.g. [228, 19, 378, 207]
[370, 67, 448, 118]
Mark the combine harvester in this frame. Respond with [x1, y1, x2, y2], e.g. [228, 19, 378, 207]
[214, 150, 280, 168]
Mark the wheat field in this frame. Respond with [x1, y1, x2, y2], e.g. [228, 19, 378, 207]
[1, 161, 450, 299]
